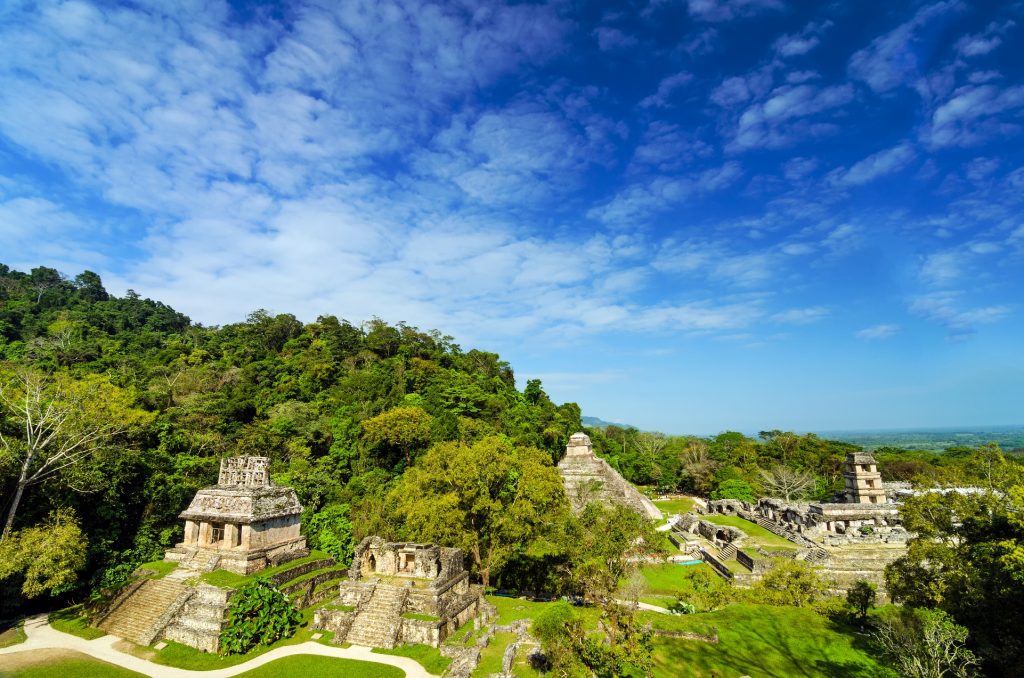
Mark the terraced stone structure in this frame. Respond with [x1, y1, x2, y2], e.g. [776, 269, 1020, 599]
[557, 432, 663, 520]
[314, 536, 488, 648]
[97, 456, 322, 652]
[164, 456, 308, 574]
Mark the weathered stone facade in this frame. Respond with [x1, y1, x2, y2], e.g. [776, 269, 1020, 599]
[164, 456, 308, 575]
[99, 456, 312, 652]
[557, 432, 663, 520]
[315, 536, 489, 648]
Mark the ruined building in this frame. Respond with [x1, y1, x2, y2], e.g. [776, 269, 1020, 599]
[164, 456, 307, 574]
[314, 536, 489, 648]
[694, 451, 909, 595]
[557, 432, 663, 520]
[97, 456, 314, 652]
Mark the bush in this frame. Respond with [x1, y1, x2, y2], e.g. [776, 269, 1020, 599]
[302, 504, 355, 565]
[219, 579, 301, 655]
[711, 479, 756, 503]
[668, 599, 696, 615]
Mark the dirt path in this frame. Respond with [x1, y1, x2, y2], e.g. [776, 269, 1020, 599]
[0, 615, 428, 678]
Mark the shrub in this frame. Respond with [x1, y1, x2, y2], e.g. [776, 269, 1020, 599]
[710, 479, 756, 502]
[219, 579, 301, 655]
[302, 504, 355, 565]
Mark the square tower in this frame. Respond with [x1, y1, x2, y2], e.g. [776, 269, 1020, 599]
[843, 452, 886, 505]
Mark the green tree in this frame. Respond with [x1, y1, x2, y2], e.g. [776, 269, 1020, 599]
[847, 580, 877, 626]
[0, 368, 153, 540]
[710, 478, 756, 502]
[303, 504, 355, 565]
[391, 436, 567, 588]
[873, 607, 979, 678]
[754, 559, 828, 607]
[0, 508, 86, 598]
[362, 405, 433, 467]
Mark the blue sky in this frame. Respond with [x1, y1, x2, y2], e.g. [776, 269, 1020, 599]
[1, 0, 1022, 435]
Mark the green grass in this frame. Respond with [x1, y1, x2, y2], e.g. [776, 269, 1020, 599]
[637, 563, 716, 596]
[375, 643, 451, 675]
[0, 653, 146, 677]
[320, 603, 354, 612]
[136, 559, 178, 579]
[472, 631, 516, 677]
[0, 619, 26, 648]
[699, 514, 800, 549]
[48, 605, 106, 640]
[198, 551, 332, 589]
[233, 655, 405, 677]
[401, 612, 439, 622]
[487, 596, 558, 625]
[653, 497, 696, 515]
[640, 604, 895, 678]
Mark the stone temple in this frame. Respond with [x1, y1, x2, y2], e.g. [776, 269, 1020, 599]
[314, 536, 488, 648]
[165, 456, 308, 574]
[97, 456, 314, 652]
[557, 432, 663, 520]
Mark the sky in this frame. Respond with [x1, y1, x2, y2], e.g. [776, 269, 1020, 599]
[1, 0, 1023, 435]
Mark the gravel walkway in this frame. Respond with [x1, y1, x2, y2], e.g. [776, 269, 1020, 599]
[0, 615, 427, 678]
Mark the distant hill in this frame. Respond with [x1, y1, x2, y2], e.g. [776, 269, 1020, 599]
[818, 425, 1024, 452]
[582, 415, 635, 430]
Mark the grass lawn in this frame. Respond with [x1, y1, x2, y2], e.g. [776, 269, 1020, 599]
[48, 606, 106, 640]
[640, 604, 895, 678]
[233, 655, 404, 677]
[0, 619, 26, 648]
[136, 559, 178, 579]
[487, 596, 559, 625]
[487, 592, 893, 678]
[653, 497, 696, 515]
[375, 643, 451, 675]
[699, 514, 799, 550]
[486, 596, 600, 631]
[638, 563, 716, 596]
[0, 650, 146, 677]
[472, 631, 516, 677]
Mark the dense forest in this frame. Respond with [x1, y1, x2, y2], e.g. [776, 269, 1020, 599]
[2, 264, 1023, 676]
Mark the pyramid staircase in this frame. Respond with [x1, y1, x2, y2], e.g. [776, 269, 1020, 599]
[343, 583, 408, 649]
[97, 578, 189, 646]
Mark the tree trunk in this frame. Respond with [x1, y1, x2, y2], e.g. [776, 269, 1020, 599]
[1, 479, 26, 542]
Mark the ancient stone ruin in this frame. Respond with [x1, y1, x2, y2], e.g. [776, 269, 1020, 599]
[678, 451, 910, 595]
[557, 432, 663, 520]
[314, 536, 489, 649]
[164, 456, 308, 575]
[97, 456, 313, 652]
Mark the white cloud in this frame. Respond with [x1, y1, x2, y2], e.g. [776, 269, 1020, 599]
[640, 72, 693, 108]
[848, 1, 962, 94]
[955, 20, 1015, 57]
[728, 84, 854, 151]
[773, 20, 832, 58]
[593, 27, 638, 51]
[830, 144, 916, 186]
[922, 84, 1024, 148]
[856, 324, 900, 340]
[686, 0, 784, 22]
[910, 291, 1010, 337]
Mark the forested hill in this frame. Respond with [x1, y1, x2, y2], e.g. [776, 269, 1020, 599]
[0, 264, 581, 610]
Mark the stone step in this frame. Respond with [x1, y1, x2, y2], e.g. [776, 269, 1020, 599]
[98, 578, 187, 645]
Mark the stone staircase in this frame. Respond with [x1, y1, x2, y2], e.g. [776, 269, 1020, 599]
[163, 584, 232, 653]
[718, 542, 738, 560]
[344, 583, 408, 649]
[98, 578, 188, 645]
